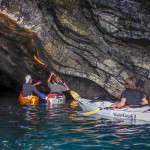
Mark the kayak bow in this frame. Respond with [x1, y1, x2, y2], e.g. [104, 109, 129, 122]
[76, 97, 150, 122]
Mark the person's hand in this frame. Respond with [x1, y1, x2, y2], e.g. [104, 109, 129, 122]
[110, 102, 119, 109]
[63, 82, 66, 86]
[51, 72, 54, 76]
[49, 72, 53, 77]
[110, 103, 115, 108]
[63, 82, 69, 90]
[99, 102, 104, 107]
[47, 72, 54, 84]
[110, 104, 116, 110]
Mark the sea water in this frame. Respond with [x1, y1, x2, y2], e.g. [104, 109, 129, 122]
[0, 95, 150, 150]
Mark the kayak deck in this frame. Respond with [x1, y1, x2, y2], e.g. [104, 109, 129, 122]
[46, 97, 65, 105]
[19, 94, 39, 105]
[76, 97, 150, 122]
[46, 94, 66, 105]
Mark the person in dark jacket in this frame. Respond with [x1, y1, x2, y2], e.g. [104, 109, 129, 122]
[111, 76, 149, 108]
[22, 75, 45, 99]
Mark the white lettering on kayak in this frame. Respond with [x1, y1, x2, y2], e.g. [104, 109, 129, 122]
[113, 112, 136, 119]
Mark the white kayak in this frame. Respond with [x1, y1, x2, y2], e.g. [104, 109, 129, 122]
[76, 97, 150, 122]
[46, 94, 65, 105]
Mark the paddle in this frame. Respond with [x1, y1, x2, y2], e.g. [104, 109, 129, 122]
[70, 90, 80, 101]
[34, 55, 45, 66]
[69, 91, 101, 114]
[34, 55, 105, 113]
[33, 54, 87, 108]
[79, 108, 100, 115]
[69, 90, 80, 108]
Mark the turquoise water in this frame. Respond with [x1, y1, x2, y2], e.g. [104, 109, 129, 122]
[0, 96, 150, 150]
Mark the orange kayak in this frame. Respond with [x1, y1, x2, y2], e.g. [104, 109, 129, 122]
[19, 93, 39, 105]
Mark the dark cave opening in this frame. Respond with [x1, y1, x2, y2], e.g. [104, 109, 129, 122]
[0, 84, 17, 95]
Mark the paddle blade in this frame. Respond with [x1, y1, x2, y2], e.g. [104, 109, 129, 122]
[79, 108, 100, 115]
[34, 55, 45, 66]
[70, 90, 80, 101]
[70, 100, 79, 108]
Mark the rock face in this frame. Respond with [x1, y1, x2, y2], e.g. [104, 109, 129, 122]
[0, 0, 150, 99]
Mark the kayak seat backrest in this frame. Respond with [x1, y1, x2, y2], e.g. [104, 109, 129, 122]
[47, 94, 58, 98]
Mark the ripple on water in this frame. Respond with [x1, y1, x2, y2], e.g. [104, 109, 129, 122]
[0, 100, 150, 150]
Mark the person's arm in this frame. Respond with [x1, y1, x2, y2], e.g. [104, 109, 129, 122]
[111, 98, 126, 108]
[32, 86, 41, 96]
[141, 97, 149, 105]
[63, 82, 69, 91]
[47, 72, 54, 84]
[33, 81, 41, 86]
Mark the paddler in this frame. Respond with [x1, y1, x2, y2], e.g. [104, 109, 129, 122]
[22, 75, 46, 99]
[111, 76, 149, 108]
[47, 72, 69, 98]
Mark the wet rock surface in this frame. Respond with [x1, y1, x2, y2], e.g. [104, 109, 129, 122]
[0, 0, 150, 100]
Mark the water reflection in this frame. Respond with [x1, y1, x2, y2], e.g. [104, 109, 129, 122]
[0, 97, 150, 149]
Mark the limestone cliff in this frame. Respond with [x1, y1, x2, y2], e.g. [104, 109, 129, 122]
[0, 0, 150, 99]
